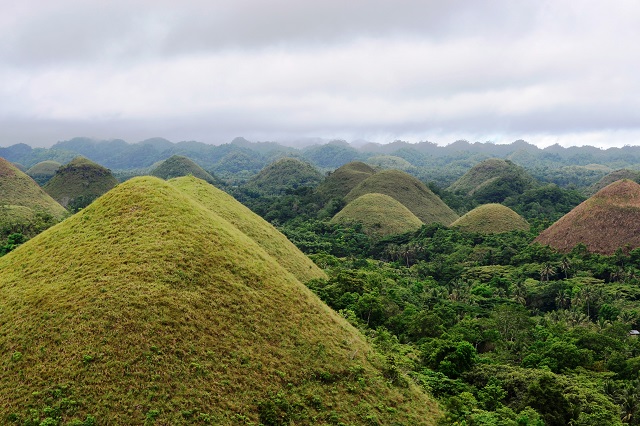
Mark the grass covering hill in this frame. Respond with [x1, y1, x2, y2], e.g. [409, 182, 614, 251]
[366, 155, 416, 171]
[150, 155, 221, 186]
[26, 160, 61, 186]
[0, 157, 66, 237]
[168, 175, 326, 282]
[586, 169, 640, 196]
[315, 161, 376, 200]
[331, 193, 423, 237]
[448, 158, 537, 203]
[345, 169, 459, 225]
[450, 203, 530, 234]
[535, 179, 640, 254]
[0, 176, 438, 425]
[43, 156, 119, 210]
[244, 157, 324, 195]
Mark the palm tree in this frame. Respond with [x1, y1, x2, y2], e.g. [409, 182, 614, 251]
[540, 263, 556, 282]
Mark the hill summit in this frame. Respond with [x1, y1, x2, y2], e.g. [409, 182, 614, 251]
[586, 169, 640, 196]
[26, 160, 62, 186]
[535, 179, 640, 254]
[316, 161, 376, 199]
[450, 203, 530, 234]
[345, 169, 459, 225]
[0, 176, 438, 424]
[150, 155, 221, 186]
[244, 157, 324, 195]
[43, 156, 119, 210]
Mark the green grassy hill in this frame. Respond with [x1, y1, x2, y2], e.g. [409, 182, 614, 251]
[450, 203, 530, 234]
[150, 155, 221, 186]
[586, 169, 640, 196]
[43, 156, 119, 210]
[535, 179, 640, 254]
[448, 158, 537, 203]
[331, 193, 423, 237]
[366, 155, 416, 171]
[169, 175, 326, 282]
[26, 160, 62, 186]
[244, 157, 324, 195]
[345, 169, 459, 225]
[0, 176, 438, 425]
[0, 157, 67, 237]
[316, 161, 376, 199]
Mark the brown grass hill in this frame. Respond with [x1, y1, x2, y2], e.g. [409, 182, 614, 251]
[244, 157, 324, 195]
[447, 158, 537, 203]
[535, 179, 640, 254]
[168, 175, 326, 282]
[315, 161, 376, 199]
[26, 160, 62, 185]
[150, 155, 221, 186]
[0, 157, 67, 236]
[345, 169, 459, 225]
[0, 176, 439, 425]
[331, 193, 423, 237]
[586, 169, 640, 196]
[43, 156, 119, 210]
[450, 203, 530, 234]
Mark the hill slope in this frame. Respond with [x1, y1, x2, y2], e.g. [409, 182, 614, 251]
[244, 157, 324, 195]
[331, 193, 423, 237]
[448, 158, 537, 202]
[150, 155, 221, 185]
[535, 179, 640, 254]
[0, 177, 438, 425]
[168, 175, 326, 282]
[43, 156, 119, 209]
[345, 169, 459, 225]
[586, 169, 640, 196]
[450, 203, 530, 234]
[26, 160, 62, 186]
[316, 161, 376, 199]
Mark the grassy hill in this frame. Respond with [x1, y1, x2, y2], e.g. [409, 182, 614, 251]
[150, 155, 221, 186]
[331, 193, 423, 237]
[366, 155, 416, 171]
[43, 156, 119, 210]
[26, 160, 62, 186]
[345, 169, 459, 225]
[244, 157, 324, 195]
[316, 161, 376, 199]
[450, 203, 530, 234]
[0, 157, 67, 237]
[535, 179, 640, 254]
[0, 176, 439, 425]
[586, 169, 640, 196]
[169, 175, 326, 283]
[448, 158, 537, 203]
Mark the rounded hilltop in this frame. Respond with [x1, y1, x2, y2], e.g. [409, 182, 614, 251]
[26, 160, 61, 186]
[244, 157, 324, 195]
[316, 161, 376, 199]
[586, 169, 640, 196]
[450, 203, 530, 234]
[150, 154, 221, 186]
[535, 179, 640, 254]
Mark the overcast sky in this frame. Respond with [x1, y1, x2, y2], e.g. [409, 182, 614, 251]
[1, 0, 640, 148]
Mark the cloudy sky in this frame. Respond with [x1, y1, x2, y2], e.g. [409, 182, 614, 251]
[1, 0, 639, 148]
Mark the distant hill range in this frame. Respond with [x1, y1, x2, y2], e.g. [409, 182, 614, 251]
[0, 176, 438, 424]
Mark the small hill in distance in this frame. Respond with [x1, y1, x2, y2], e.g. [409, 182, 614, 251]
[448, 158, 537, 203]
[0, 176, 438, 424]
[43, 156, 119, 210]
[366, 155, 416, 171]
[345, 169, 459, 225]
[244, 157, 324, 195]
[316, 161, 376, 200]
[331, 193, 423, 237]
[26, 160, 61, 186]
[168, 175, 326, 282]
[0, 157, 67, 237]
[586, 169, 640, 196]
[150, 154, 221, 186]
[450, 203, 530, 234]
[535, 179, 640, 254]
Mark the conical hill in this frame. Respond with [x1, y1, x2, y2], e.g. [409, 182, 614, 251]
[168, 175, 326, 282]
[331, 193, 423, 237]
[345, 169, 459, 225]
[0, 157, 66, 235]
[150, 155, 221, 186]
[244, 157, 324, 195]
[535, 179, 640, 254]
[586, 169, 640, 196]
[26, 160, 62, 186]
[450, 204, 530, 234]
[43, 156, 119, 209]
[0, 177, 438, 424]
[316, 161, 376, 199]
